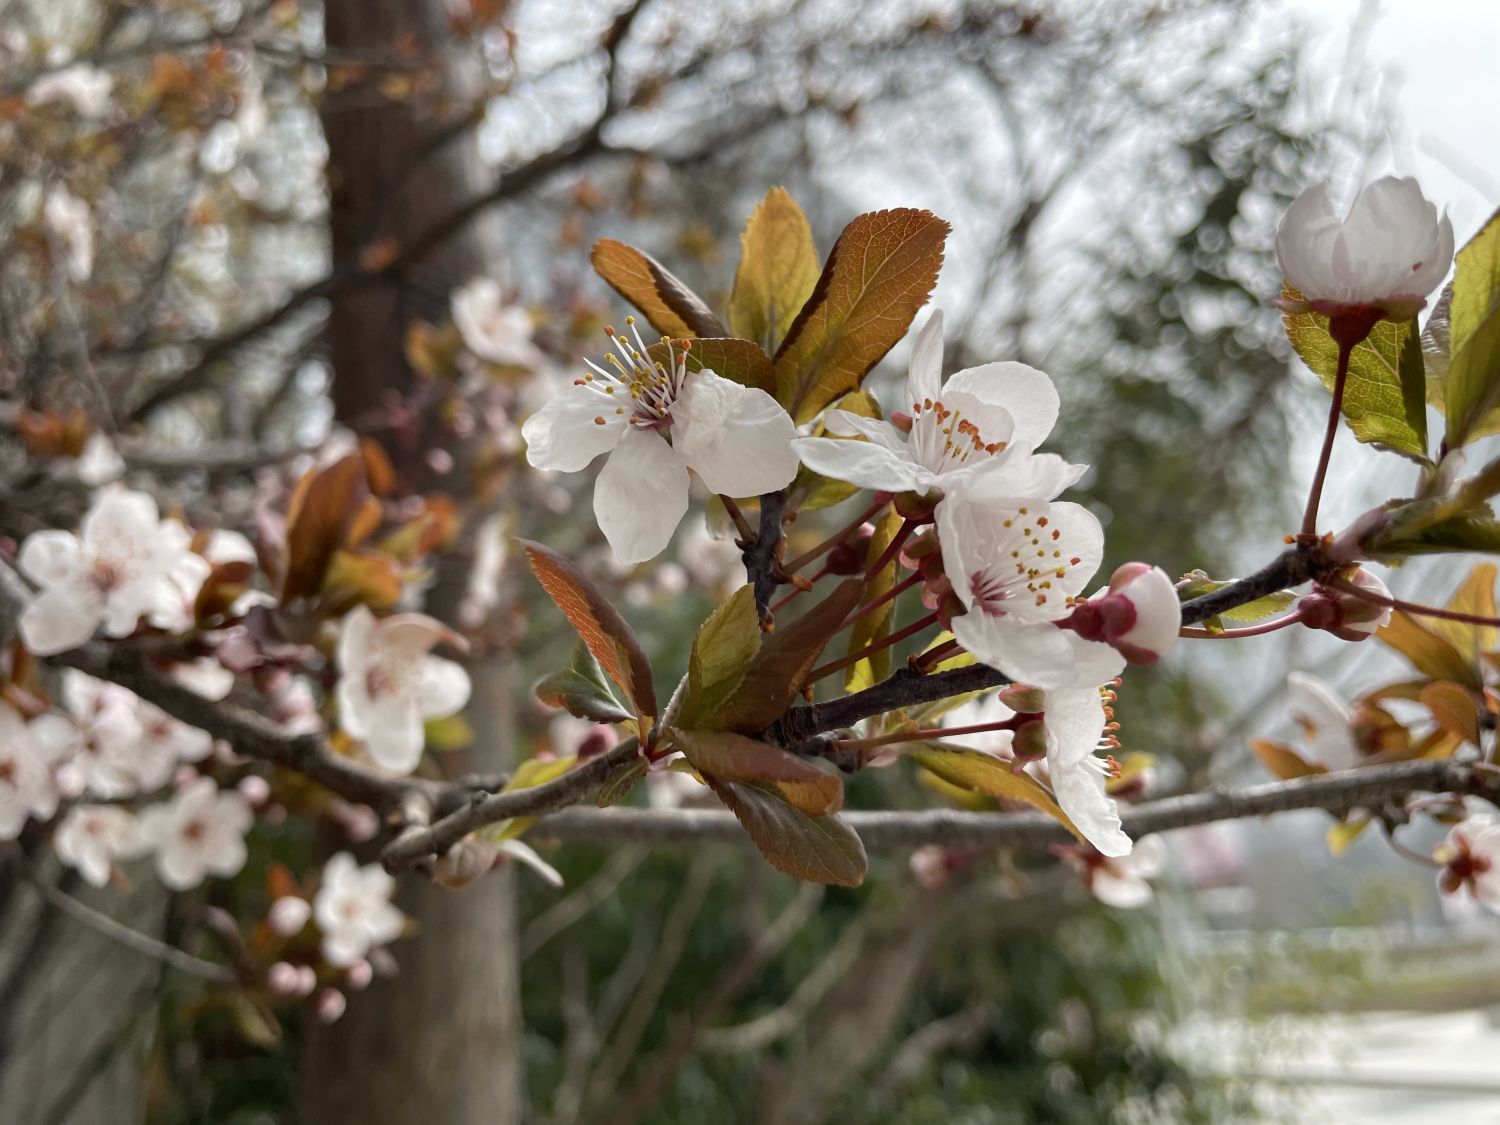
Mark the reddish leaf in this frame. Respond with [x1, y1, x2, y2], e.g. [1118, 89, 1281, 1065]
[715, 579, 865, 733]
[648, 337, 776, 395]
[676, 729, 842, 816]
[590, 238, 728, 339]
[520, 540, 658, 725]
[706, 777, 867, 886]
[774, 208, 950, 423]
[729, 187, 821, 353]
[281, 455, 368, 602]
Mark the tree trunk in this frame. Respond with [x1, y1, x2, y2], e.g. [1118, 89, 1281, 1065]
[301, 3, 522, 1122]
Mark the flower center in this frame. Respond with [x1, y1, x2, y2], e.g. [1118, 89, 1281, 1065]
[364, 664, 399, 701]
[87, 557, 128, 595]
[574, 318, 688, 432]
[968, 509, 1083, 615]
[0, 759, 15, 786]
[910, 397, 1007, 473]
[182, 818, 207, 844]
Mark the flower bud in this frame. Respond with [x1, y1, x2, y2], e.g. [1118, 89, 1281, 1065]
[1298, 568, 1392, 642]
[997, 684, 1047, 714]
[345, 959, 374, 991]
[267, 961, 302, 996]
[268, 895, 312, 937]
[314, 988, 347, 1024]
[433, 836, 500, 889]
[1011, 717, 1049, 762]
[826, 524, 875, 575]
[1066, 563, 1180, 665]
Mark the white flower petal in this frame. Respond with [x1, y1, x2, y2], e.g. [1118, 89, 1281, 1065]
[822, 410, 909, 452]
[1090, 868, 1153, 908]
[945, 362, 1059, 454]
[594, 428, 690, 565]
[522, 391, 629, 473]
[951, 612, 1080, 690]
[792, 435, 932, 494]
[20, 588, 102, 655]
[906, 308, 946, 405]
[363, 699, 427, 774]
[673, 371, 799, 497]
[18, 530, 82, 587]
[417, 657, 471, 720]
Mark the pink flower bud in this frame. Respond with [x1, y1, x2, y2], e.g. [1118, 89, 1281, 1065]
[1011, 717, 1049, 762]
[296, 965, 318, 996]
[432, 836, 500, 889]
[345, 959, 374, 991]
[1066, 563, 1180, 665]
[1298, 568, 1392, 642]
[238, 775, 271, 807]
[314, 988, 347, 1024]
[268, 896, 312, 937]
[267, 962, 302, 996]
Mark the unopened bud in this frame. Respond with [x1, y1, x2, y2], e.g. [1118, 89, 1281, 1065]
[314, 988, 347, 1024]
[267, 961, 302, 996]
[1067, 563, 1180, 665]
[1299, 568, 1391, 642]
[1011, 717, 1049, 762]
[345, 960, 374, 991]
[432, 836, 501, 889]
[826, 524, 875, 575]
[268, 896, 311, 937]
[998, 684, 1047, 714]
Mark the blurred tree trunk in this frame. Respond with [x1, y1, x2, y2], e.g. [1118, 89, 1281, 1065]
[300, 3, 522, 1123]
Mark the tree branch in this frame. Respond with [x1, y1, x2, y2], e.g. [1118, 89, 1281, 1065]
[526, 758, 1491, 849]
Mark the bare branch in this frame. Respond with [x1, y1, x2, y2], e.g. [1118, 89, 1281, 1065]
[28, 875, 234, 984]
[528, 758, 1492, 850]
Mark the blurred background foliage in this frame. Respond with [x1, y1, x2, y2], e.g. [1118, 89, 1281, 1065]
[0, 0, 1390, 1121]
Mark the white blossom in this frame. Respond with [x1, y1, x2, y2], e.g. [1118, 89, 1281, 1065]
[937, 475, 1119, 691]
[1276, 176, 1453, 320]
[314, 852, 404, 967]
[17, 489, 205, 655]
[1078, 834, 1166, 908]
[336, 606, 471, 774]
[138, 778, 253, 890]
[42, 185, 93, 281]
[1436, 815, 1500, 912]
[58, 671, 206, 796]
[73, 432, 124, 486]
[1286, 672, 1360, 771]
[522, 325, 799, 563]
[53, 804, 144, 887]
[792, 310, 1079, 499]
[451, 278, 542, 366]
[1041, 685, 1132, 858]
[26, 63, 114, 118]
[0, 705, 72, 839]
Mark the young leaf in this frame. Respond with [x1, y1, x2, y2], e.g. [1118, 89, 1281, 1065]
[845, 507, 904, 691]
[1377, 610, 1479, 689]
[1423, 563, 1500, 666]
[676, 729, 842, 816]
[1368, 506, 1500, 558]
[1327, 814, 1371, 856]
[1420, 681, 1480, 748]
[1177, 569, 1295, 630]
[1439, 206, 1500, 446]
[907, 745, 1080, 839]
[282, 455, 369, 602]
[535, 644, 634, 724]
[520, 540, 658, 725]
[596, 753, 649, 808]
[1282, 287, 1429, 463]
[1249, 738, 1325, 781]
[774, 209, 950, 424]
[676, 585, 761, 729]
[729, 187, 821, 354]
[590, 238, 728, 339]
[706, 777, 867, 886]
[714, 579, 865, 733]
[648, 337, 776, 394]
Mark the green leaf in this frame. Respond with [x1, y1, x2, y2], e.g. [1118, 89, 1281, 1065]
[535, 644, 634, 724]
[1177, 569, 1296, 631]
[589, 238, 728, 339]
[676, 729, 843, 816]
[715, 579, 865, 733]
[845, 506, 904, 692]
[1440, 206, 1500, 446]
[1283, 287, 1429, 463]
[647, 337, 776, 395]
[423, 713, 474, 752]
[596, 752, 649, 808]
[908, 745, 1080, 840]
[706, 777, 867, 886]
[1369, 505, 1500, 558]
[676, 585, 761, 729]
[774, 208, 950, 424]
[728, 187, 821, 354]
[520, 540, 658, 730]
